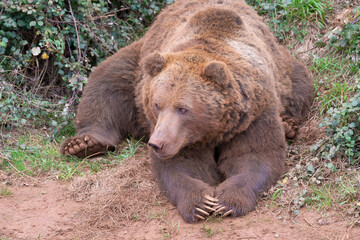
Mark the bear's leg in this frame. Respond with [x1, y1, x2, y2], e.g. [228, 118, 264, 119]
[61, 40, 148, 158]
[281, 60, 313, 138]
[214, 109, 286, 217]
[150, 148, 223, 223]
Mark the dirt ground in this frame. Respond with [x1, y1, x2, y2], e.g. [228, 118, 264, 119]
[1, 149, 359, 240]
[1, 3, 360, 240]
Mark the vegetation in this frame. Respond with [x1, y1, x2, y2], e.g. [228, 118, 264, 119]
[0, 0, 358, 223]
[0, 0, 173, 139]
[0, 186, 12, 197]
[0, 133, 142, 179]
[246, 0, 360, 219]
[245, 0, 333, 41]
[0, 1, 171, 178]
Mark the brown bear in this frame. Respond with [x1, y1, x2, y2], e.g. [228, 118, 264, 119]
[60, 0, 313, 223]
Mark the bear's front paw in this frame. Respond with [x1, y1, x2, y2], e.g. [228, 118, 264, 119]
[177, 194, 219, 223]
[214, 185, 256, 218]
[60, 135, 111, 158]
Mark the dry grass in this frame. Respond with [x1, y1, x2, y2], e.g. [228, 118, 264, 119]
[67, 148, 166, 238]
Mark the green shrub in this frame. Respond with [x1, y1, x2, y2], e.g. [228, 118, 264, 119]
[313, 80, 360, 165]
[311, 8, 360, 165]
[0, 0, 173, 136]
[246, 0, 332, 41]
[327, 8, 360, 70]
[0, 0, 173, 92]
[0, 81, 74, 140]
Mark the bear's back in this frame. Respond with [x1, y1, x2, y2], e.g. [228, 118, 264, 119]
[139, 0, 296, 114]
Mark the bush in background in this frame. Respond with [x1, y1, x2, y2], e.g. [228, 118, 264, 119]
[0, 0, 173, 138]
[245, 0, 332, 41]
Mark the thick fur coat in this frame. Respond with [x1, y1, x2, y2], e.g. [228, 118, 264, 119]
[61, 0, 313, 223]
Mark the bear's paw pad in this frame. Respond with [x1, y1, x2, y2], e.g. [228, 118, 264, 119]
[62, 135, 107, 158]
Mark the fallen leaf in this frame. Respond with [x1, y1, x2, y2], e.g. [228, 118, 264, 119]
[41, 52, 49, 59]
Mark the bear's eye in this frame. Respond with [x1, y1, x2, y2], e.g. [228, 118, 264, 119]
[155, 103, 160, 111]
[177, 108, 187, 114]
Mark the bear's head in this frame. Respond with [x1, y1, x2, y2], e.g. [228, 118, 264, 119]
[141, 51, 266, 159]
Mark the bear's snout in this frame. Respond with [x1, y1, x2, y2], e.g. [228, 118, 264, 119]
[148, 141, 164, 152]
[148, 132, 171, 159]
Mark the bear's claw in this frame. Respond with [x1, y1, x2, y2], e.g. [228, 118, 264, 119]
[222, 209, 233, 217]
[213, 206, 226, 215]
[203, 194, 219, 206]
[204, 194, 218, 202]
[196, 208, 210, 216]
[204, 205, 217, 212]
[194, 194, 221, 221]
[194, 214, 205, 220]
[213, 205, 234, 217]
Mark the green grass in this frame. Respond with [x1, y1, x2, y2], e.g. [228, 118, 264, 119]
[246, 0, 332, 41]
[149, 210, 167, 220]
[311, 53, 359, 114]
[0, 133, 143, 179]
[248, 0, 332, 24]
[160, 220, 180, 239]
[201, 224, 222, 237]
[108, 137, 143, 164]
[285, 0, 331, 26]
[304, 173, 360, 211]
[0, 187, 12, 197]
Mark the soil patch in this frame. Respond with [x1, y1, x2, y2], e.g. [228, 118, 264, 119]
[1, 150, 359, 240]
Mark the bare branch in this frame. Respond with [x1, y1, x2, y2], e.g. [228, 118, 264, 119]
[67, 0, 82, 63]
[351, 14, 360, 25]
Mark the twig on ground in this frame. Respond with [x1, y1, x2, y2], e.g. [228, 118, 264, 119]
[71, 151, 106, 173]
[351, 14, 360, 25]
[303, 217, 331, 240]
[1, 153, 40, 183]
[341, 221, 357, 240]
[297, 46, 318, 55]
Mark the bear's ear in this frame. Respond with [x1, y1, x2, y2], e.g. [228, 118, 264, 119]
[203, 61, 230, 87]
[143, 52, 165, 77]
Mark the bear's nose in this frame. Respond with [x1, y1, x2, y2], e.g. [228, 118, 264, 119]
[148, 142, 164, 152]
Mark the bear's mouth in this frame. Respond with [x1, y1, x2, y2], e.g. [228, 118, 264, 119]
[151, 150, 174, 160]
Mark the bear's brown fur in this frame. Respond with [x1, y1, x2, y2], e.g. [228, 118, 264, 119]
[60, 0, 313, 223]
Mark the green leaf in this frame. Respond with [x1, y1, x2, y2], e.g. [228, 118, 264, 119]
[326, 163, 333, 169]
[307, 165, 315, 173]
[37, 21, 44, 26]
[20, 119, 27, 125]
[17, 19, 26, 27]
[20, 40, 28, 45]
[2, 37, 8, 43]
[349, 122, 356, 128]
[29, 21, 36, 27]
